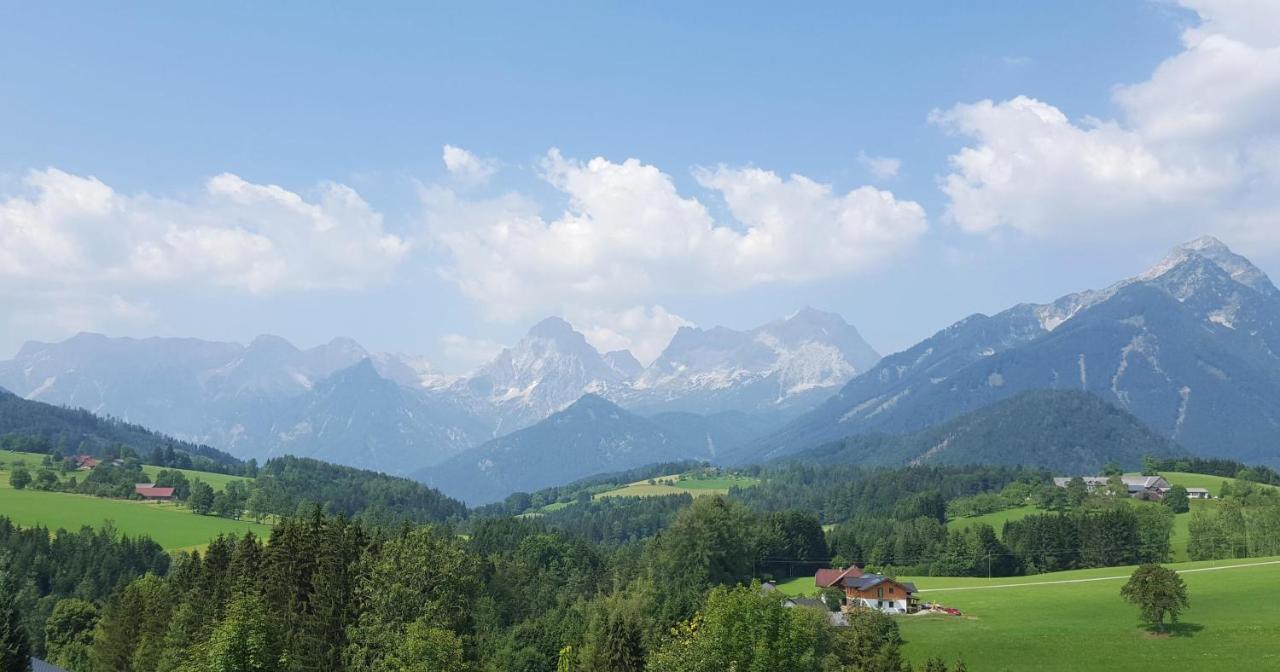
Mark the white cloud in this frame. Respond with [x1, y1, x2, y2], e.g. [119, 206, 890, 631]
[0, 169, 408, 342]
[573, 305, 693, 365]
[426, 149, 926, 320]
[933, 0, 1280, 253]
[857, 152, 902, 179]
[0, 168, 407, 293]
[442, 145, 498, 186]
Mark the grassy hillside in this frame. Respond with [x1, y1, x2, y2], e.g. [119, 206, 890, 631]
[594, 473, 759, 500]
[898, 557, 1280, 671]
[1, 449, 248, 492]
[0, 450, 268, 549]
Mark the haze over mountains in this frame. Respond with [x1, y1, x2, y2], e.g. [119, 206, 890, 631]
[0, 308, 880, 475]
[5, 236, 1280, 503]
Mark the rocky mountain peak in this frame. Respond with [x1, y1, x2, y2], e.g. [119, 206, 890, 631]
[1142, 236, 1277, 297]
[604, 350, 643, 379]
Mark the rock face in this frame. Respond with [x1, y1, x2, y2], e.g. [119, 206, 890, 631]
[742, 237, 1280, 467]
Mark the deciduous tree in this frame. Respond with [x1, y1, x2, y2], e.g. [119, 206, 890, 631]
[1120, 564, 1188, 634]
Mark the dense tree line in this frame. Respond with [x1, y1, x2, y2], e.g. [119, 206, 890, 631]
[732, 464, 1047, 523]
[1002, 504, 1175, 573]
[246, 456, 467, 525]
[476, 460, 707, 518]
[530, 494, 694, 546]
[1144, 455, 1280, 486]
[0, 500, 970, 671]
[0, 517, 169, 666]
[1187, 481, 1280, 560]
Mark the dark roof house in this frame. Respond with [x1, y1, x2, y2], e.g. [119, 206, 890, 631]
[815, 565, 864, 588]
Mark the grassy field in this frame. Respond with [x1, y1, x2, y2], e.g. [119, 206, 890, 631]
[898, 556, 1280, 671]
[0, 450, 268, 549]
[1161, 471, 1277, 496]
[0, 449, 248, 491]
[594, 474, 759, 500]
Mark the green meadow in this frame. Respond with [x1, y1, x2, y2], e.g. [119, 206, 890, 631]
[898, 557, 1280, 671]
[0, 448, 248, 492]
[594, 473, 759, 500]
[0, 450, 268, 550]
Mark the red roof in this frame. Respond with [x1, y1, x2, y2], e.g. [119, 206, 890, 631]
[135, 485, 175, 498]
[815, 565, 864, 588]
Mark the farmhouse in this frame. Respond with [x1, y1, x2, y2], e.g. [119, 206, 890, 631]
[73, 454, 100, 470]
[1186, 487, 1212, 500]
[1052, 475, 1171, 499]
[134, 483, 176, 500]
[816, 565, 918, 614]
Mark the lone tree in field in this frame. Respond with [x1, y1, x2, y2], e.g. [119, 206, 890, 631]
[1121, 564, 1189, 634]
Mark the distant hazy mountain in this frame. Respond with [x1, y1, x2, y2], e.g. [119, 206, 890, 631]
[786, 390, 1184, 474]
[744, 237, 1280, 467]
[0, 308, 876, 475]
[626, 307, 881, 416]
[456, 317, 631, 432]
[419, 394, 716, 505]
[208, 359, 492, 475]
[0, 334, 487, 473]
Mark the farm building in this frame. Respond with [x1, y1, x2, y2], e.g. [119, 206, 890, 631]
[816, 565, 918, 614]
[1052, 475, 1171, 499]
[1186, 487, 1212, 499]
[781, 596, 849, 627]
[73, 454, 100, 470]
[134, 483, 176, 500]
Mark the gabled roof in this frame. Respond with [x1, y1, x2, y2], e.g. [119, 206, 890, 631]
[842, 573, 916, 594]
[815, 565, 864, 588]
[134, 485, 175, 498]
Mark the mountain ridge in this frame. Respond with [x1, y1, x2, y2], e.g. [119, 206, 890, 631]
[740, 236, 1280, 467]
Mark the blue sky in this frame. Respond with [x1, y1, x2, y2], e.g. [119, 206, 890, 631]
[3, 1, 1278, 371]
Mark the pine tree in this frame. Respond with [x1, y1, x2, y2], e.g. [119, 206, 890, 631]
[0, 565, 32, 672]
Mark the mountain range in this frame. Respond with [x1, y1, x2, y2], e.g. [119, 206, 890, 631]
[420, 394, 784, 505]
[4, 235, 1279, 501]
[0, 309, 879, 475]
[739, 236, 1280, 466]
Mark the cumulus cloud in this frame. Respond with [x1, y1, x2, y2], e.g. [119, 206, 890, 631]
[426, 149, 926, 323]
[0, 169, 408, 342]
[0, 168, 407, 293]
[857, 152, 902, 179]
[933, 0, 1280, 252]
[442, 145, 498, 186]
[572, 305, 693, 365]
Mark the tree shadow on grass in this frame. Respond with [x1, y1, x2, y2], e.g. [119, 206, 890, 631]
[1143, 622, 1204, 638]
